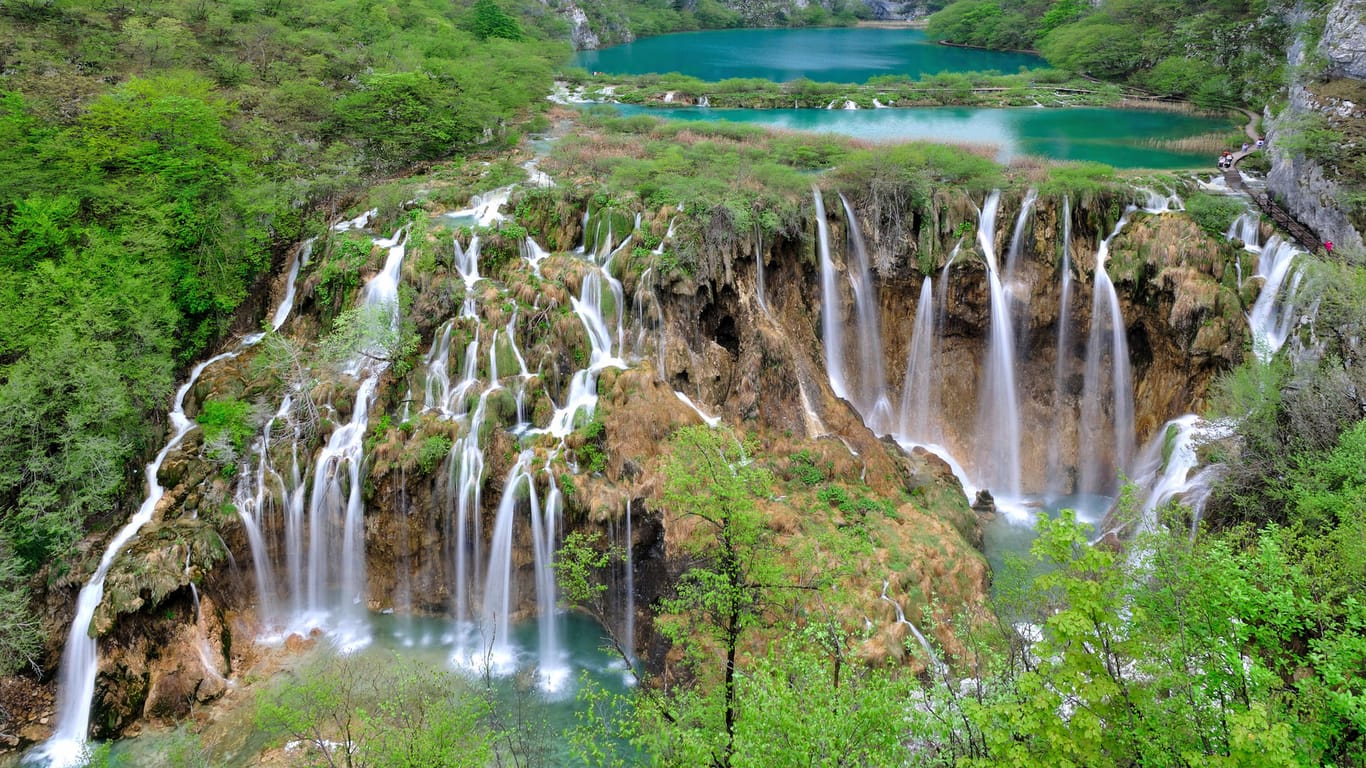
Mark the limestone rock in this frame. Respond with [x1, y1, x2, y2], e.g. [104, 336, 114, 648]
[1322, 0, 1366, 80]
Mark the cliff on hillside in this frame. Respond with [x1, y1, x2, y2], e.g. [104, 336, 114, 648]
[1266, 0, 1366, 259]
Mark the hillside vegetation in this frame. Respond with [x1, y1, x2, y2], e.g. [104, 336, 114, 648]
[0, 0, 558, 609]
[927, 0, 1310, 106]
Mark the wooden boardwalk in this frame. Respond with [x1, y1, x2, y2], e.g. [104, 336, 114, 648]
[1223, 162, 1324, 252]
[1224, 109, 1324, 252]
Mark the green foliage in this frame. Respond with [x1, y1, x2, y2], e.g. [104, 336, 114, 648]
[196, 399, 255, 457]
[927, 0, 1291, 104]
[256, 654, 493, 768]
[0, 0, 558, 571]
[467, 0, 524, 41]
[0, 551, 41, 675]
[320, 303, 418, 371]
[1185, 192, 1249, 238]
[787, 449, 826, 486]
[573, 415, 608, 474]
[415, 434, 452, 475]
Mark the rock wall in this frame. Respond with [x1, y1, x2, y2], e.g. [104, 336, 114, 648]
[1265, 0, 1366, 260]
[15, 173, 1254, 748]
[1322, 0, 1366, 80]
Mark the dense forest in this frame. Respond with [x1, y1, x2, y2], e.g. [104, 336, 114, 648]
[927, 0, 1321, 106]
[0, 0, 558, 669]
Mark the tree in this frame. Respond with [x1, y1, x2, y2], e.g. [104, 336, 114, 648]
[255, 654, 493, 768]
[468, 0, 524, 41]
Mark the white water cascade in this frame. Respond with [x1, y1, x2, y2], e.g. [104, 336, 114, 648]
[836, 194, 895, 433]
[814, 188, 850, 403]
[30, 351, 241, 768]
[1246, 236, 1304, 362]
[898, 278, 937, 444]
[271, 238, 313, 331]
[974, 190, 1024, 501]
[1078, 209, 1137, 496]
[1045, 196, 1075, 497]
[878, 581, 943, 674]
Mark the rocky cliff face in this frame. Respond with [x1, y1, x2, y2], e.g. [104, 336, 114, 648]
[1322, 0, 1366, 80]
[1266, 0, 1366, 259]
[15, 151, 1255, 748]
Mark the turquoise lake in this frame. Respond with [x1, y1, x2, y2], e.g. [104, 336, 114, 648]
[606, 103, 1233, 169]
[575, 27, 1044, 83]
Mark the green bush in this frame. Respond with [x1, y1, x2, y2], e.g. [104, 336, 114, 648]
[1185, 192, 1248, 239]
[416, 434, 453, 475]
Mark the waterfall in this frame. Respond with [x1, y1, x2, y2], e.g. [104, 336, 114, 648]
[898, 278, 937, 443]
[478, 452, 535, 672]
[1246, 237, 1303, 362]
[271, 238, 313, 331]
[1123, 415, 1234, 539]
[1078, 209, 1137, 496]
[423, 322, 455, 415]
[542, 233, 628, 437]
[878, 581, 943, 674]
[531, 457, 567, 692]
[814, 188, 849, 403]
[30, 350, 241, 768]
[1226, 211, 1261, 250]
[1003, 188, 1038, 284]
[522, 237, 550, 277]
[674, 391, 722, 427]
[974, 190, 1023, 500]
[623, 500, 635, 665]
[838, 194, 895, 434]
[1046, 197, 1075, 497]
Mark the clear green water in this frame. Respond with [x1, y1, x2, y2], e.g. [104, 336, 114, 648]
[606, 103, 1232, 168]
[84, 612, 636, 767]
[983, 493, 1114, 599]
[575, 27, 1044, 83]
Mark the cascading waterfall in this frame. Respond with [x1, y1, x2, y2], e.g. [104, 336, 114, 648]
[974, 190, 1024, 501]
[878, 581, 943, 674]
[1002, 188, 1038, 285]
[271, 238, 313, 331]
[898, 278, 937, 443]
[529, 455, 567, 692]
[814, 188, 850, 403]
[754, 229, 769, 313]
[839, 194, 895, 434]
[303, 229, 408, 651]
[478, 452, 536, 671]
[1045, 197, 1075, 498]
[544, 226, 628, 437]
[1078, 209, 1137, 496]
[30, 351, 242, 768]
[1246, 236, 1303, 361]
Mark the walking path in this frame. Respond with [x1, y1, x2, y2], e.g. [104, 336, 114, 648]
[1223, 108, 1324, 252]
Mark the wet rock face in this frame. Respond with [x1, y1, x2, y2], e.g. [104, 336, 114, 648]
[834, 191, 1245, 496]
[46, 177, 1248, 743]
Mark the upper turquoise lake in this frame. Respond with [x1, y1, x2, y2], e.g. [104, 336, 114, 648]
[574, 27, 1044, 83]
[606, 104, 1233, 169]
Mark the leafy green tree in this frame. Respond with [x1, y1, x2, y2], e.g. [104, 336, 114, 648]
[256, 654, 493, 768]
[468, 0, 524, 41]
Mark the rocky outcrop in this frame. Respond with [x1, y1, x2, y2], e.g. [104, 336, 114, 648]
[1322, 0, 1366, 80]
[1266, 82, 1366, 258]
[1265, 0, 1366, 259]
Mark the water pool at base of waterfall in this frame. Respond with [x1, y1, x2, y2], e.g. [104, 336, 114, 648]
[982, 493, 1115, 593]
[42, 612, 637, 768]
